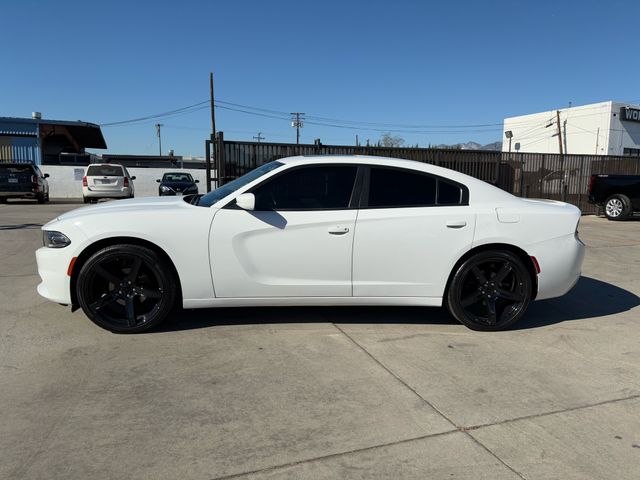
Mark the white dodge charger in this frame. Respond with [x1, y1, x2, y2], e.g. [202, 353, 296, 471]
[36, 156, 585, 333]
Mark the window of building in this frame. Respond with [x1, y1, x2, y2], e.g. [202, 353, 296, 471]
[623, 148, 640, 157]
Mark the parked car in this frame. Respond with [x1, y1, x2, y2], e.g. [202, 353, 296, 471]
[36, 156, 585, 334]
[157, 172, 199, 196]
[82, 164, 135, 203]
[0, 163, 50, 203]
[588, 174, 640, 220]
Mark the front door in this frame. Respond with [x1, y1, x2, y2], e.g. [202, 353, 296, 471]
[210, 164, 359, 298]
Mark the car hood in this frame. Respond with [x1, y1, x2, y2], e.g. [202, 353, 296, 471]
[47, 196, 195, 226]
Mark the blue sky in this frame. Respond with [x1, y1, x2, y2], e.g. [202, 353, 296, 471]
[2, 0, 638, 156]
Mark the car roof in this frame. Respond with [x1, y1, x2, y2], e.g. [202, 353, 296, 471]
[277, 155, 509, 196]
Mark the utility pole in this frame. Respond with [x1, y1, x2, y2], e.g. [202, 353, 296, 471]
[555, 110, 563, 155]
[290, 112, 305, 144]
[253, 132, 265, 142]
[355, 134, 360, 147]
[208, 72, 216, 192]
[210, 72, 216, 140]
[155, 123, 163, 156]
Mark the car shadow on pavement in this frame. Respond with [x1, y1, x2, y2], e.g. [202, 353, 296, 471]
[158, 276, 639, 333]
[0, 223, 43, 230]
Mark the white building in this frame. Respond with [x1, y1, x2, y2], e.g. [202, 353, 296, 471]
[502, 101, 640, 156]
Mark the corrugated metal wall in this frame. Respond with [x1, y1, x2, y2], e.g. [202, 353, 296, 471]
[0, 120, 40, 164]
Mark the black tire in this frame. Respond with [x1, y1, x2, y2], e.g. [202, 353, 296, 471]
[76, 244, 177, 333]
[37, 194, 45, 204]
[83, 196, 90, 204]
[446, 250, 533, 331]
[0, 197, 6, 204]
[604, 194, 631, 221]
[45, 192, 50, 203]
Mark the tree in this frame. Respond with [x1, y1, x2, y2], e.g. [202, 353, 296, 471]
[379, 133, 405, 148]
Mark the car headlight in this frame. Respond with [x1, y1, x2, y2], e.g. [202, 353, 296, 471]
[43, 230, 71, 248]
[160, 185, 172, 193]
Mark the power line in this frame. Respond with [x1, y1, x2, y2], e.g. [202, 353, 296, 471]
[98, 98, 618, 135]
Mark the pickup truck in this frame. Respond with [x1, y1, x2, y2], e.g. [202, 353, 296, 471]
[0, 163, 50, 204]
[588, 174, 640, 220]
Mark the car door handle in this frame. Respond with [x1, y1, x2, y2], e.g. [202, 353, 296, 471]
[328, 226, 350, 235]
[446, 220, 467, 229]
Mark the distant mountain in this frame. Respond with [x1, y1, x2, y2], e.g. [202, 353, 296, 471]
[433, 141, 502, 151]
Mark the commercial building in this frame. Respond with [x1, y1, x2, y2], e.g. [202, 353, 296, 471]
[0, 114, 106, 165]
[502, 101, 640, 156]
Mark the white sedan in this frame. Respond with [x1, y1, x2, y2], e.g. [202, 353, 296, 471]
[36, 156, 585, 333]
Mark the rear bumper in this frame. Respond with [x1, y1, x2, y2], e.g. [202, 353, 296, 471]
[0, 185, 39, 198]
[529, 233, 585, 300]
[83, 187, 132, 198]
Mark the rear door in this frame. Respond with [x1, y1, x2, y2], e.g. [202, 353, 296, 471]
[86, 165, 124, 191]
[352, 166, 475, 298]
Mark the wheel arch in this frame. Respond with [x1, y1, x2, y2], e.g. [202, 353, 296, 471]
[444, 243, 539, 303]
[69, 236, 183, 308]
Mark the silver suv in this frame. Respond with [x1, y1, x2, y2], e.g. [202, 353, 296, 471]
[82, 164, 135, 203]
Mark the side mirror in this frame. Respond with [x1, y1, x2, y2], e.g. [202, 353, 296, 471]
[235, 192, 255, 211]
[43, 173, 50, 178]
[195, 179, 200, 183]
[131, 176, 136, 180]
[156, 179, 161, 183]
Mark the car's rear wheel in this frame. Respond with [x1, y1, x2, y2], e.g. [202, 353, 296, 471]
[37, 193, 46, 204]
[76, 244, 177, 333]
[604, 194, 631, 221]
[446, 250, 533, 331]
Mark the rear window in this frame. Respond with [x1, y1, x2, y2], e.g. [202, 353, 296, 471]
[0, 165, 33, 175]
[437, 180, 463, 205]
[86, 165, 124, 177]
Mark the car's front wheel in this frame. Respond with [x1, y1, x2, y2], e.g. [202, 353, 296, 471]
[604, 194, 631, 221]
[76, 244, 177, 333]
[446, 250, 533, 331]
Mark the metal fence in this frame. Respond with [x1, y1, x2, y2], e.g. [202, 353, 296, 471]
[212, 136, 640, 214]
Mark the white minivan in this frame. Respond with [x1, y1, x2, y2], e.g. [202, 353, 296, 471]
[82, 164, 135, 203]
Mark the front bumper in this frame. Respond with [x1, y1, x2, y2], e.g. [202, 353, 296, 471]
[36, 246, 74, 304]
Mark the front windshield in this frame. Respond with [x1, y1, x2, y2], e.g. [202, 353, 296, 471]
[163, 173, 193, 182]
[197, 161, 284, 207]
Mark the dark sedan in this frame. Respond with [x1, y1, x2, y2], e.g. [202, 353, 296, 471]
[157, 172, 199, 196]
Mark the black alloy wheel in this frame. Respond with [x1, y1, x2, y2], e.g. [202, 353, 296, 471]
[76, 244, 177, 333]
[447, 250, 533, 331]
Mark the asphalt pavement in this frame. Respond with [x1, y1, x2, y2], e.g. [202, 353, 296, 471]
[1, 200, 639, 479]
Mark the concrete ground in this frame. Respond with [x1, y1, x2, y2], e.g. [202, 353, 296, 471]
[1, 200, 639, 480]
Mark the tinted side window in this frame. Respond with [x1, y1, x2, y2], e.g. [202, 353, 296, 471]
[437, 180, 463, 205]
[368, 168, 436, 207]
[253, 166, 357, 210]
